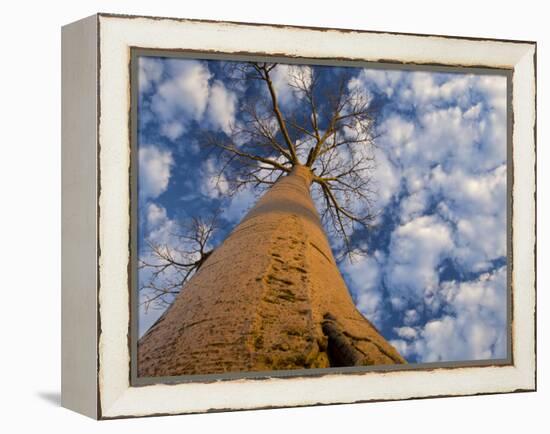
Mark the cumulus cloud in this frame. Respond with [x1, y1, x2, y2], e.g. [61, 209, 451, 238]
[145, 205, 177, 247]
[411, 266, 507, 362]
[384, 244, 507, 363]
[139, 145, 173, 201]
[270, 64, 313, 108]
[385, 215, 454, 309]
[371, 147, 400, 214]
[200, 157, 230, 199]
[139, 57, 163, 93]
[150, 59, 211, 139]
[389, 339, 411, 358]
[394, 326, 418, 340]
[135, 59, 509, 363]
[206, 80, 237, 134]
[270, 64, 296, 107]
[365, 70, 507, 172]
[433, 164, 507, 271]
[138, 202, 173, 333]
[352, 69, 405, 99]
[140, 58, 237, 140]
[222, 186, 256, 223]
[352, 70, 507, 363]
[399, 189, 430, 223]
[146, 202, 167, 228]
[341, 251, 385, 327]
[403, 309, 420, 326]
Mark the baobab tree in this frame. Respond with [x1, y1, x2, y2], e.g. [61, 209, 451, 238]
[138, 62, 405, 377]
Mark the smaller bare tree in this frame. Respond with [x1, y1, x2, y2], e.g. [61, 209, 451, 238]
[139, 213, 219, 311]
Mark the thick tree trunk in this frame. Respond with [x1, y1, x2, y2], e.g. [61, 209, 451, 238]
[138, 165, 405, 377]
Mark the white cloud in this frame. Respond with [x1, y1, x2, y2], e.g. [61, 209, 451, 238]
[144, 59, 238, 140]
[138, 202, 180, 336]
[477, 75, 507, 114]
[206, 79, 237, 134]
[142, 202, 178, 247]
[464, 102, 482, 120]
[200, 157, 230, 199]
[354, 69, 405, 99]
[403, 309, 420, 326]
[431, 164, 506, 215]
[270, 64, 295, 107]
[381, 115, 415, 146]
[222, 186, 256, 223]
[146, 202, 167, 228]
[155, 60, 211, 116]
[389, 339, 412, 358]
[139, 145, 173, 201]
[394, 326, 418, 340]
[433, 164, 507, 271]
[358, 71, 507, 172]
[160, 122, 186, 141]
[351, 69, 508, 328]
[359, 70, 506, 122]
[341, 251, 385, 327]
[385, 215, 454, 308]
[138, 57, 163, 93]
[371, 147, 400, 213]
[407, 266, 507, 362]
[399, 189, 429, 223]
[149, 60, 211, 139]
[409, 72, 473, 106]
[270, 64, 313, 108]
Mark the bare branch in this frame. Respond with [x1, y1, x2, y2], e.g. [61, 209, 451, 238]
[201, 62, 378, 258]
[205, 135, 292, 174]
[139, 213, 219, 311]
[259, 64, 299, 163]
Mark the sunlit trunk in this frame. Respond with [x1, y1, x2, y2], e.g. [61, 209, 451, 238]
[138, 165, 405, 377]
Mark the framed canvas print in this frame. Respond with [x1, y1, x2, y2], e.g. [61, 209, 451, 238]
[61, 13, 536, 419]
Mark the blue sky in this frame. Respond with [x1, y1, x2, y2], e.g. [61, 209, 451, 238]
[137, 55, 508, 364]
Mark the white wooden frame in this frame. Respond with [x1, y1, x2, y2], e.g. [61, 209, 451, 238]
[61, 13, 536, 419]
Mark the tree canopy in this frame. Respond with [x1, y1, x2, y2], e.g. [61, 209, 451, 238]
[206, 62, 378, 253]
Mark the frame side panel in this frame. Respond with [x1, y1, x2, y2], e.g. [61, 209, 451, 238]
[61, 14, 99, 419]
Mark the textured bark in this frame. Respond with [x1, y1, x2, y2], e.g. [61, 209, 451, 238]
[138, 165, 405, 377]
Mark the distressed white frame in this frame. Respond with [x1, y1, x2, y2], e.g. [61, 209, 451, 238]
[62, 13, 536, 419]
